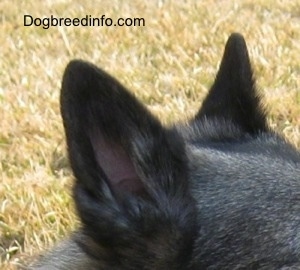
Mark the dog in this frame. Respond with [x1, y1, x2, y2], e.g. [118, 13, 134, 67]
[30, 33, 300, 269]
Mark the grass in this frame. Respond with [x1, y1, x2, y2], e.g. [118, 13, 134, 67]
[1, 0, 300, 268]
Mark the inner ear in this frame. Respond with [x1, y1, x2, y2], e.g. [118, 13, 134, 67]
[89, 129, 144, 195]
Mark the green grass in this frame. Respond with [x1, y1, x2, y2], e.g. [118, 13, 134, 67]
[1, 0, 300, 268]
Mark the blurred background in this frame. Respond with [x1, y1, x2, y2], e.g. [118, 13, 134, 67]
[1, 0, 300, 269]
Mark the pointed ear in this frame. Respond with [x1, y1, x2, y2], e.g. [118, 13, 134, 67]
[60, 61, 196, 267]
[60, 60, 188, 202]
[195, 33, 268, 134]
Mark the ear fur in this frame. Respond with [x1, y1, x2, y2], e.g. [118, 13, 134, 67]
[195, 33, 268, 135]
[60, 60, 197, 269]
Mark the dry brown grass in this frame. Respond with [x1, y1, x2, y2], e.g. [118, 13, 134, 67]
[1, 0, 300, 269]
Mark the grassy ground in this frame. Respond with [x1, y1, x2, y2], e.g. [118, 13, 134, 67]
[1, 0, 300, 268]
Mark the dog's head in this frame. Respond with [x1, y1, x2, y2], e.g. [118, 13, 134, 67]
[60, 33, 300, 269]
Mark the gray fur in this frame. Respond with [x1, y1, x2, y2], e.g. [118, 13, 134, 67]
[28, 236, 98, 269]
[29, 33, 300, 269]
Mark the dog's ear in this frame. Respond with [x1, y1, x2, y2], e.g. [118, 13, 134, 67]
[195, 33, 268, 135]
[60, 60, 196, 268]
[60, 60, 188, 201]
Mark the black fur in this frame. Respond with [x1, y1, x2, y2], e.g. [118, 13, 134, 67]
[31, 33, 300, 270]
[196, 33, 268, 135]
[60, 60, 197, 269]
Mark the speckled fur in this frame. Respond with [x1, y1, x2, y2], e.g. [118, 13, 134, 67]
[30, 33, 300, 269]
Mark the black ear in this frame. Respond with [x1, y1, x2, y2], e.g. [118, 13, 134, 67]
[60, 60, 196, 267]
[196, 33, 268, 135]
[61, 60, 189, 201]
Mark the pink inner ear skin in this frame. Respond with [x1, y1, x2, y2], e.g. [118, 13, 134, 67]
[118, 177, 144, 194]
[90, 130, 142, 194]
